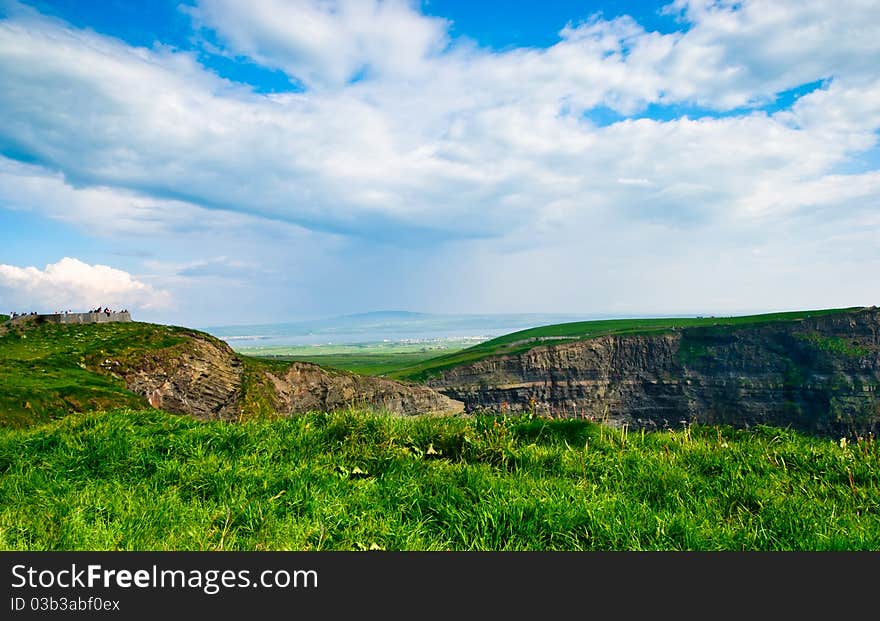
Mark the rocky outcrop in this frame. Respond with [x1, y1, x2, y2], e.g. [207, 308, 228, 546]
[107, 332, 244, 420]
[99, 330, 462, 420]
[428, 308, 880, 438]
[267, 362, 464, 416]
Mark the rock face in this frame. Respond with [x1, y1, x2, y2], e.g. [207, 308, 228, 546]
[105, 331, 462, 420]
[428, 308, 880, 437]
[113, 332, 244, 420]
[267, 362, 464, 417]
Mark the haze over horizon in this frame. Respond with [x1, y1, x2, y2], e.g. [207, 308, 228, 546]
[2, 0, 879, 326]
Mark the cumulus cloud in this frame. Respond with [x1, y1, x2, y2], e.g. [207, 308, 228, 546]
[189, 0, 450, 88]
[0, 0, 879, 321]
[193, 0, 880, 111]
[0, 258, 171, 312]
[1, 6, 878, 242]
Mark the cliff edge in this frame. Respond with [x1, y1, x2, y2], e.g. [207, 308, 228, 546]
[0, 320, 461, 426]
[427, 307, 880, 437]
[102, 330, 464, 420]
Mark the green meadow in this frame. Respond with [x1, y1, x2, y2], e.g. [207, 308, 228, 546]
[0, 408, 877, 550]
[236, 341, 471, 376]
[252, 351, 448, 376]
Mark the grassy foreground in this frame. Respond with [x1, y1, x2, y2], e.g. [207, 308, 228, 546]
[1, 408, 878, 550]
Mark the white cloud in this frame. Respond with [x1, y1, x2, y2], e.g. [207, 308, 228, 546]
[0, 258, 172, 312]
[190, 0, 450, 88]
[0, 157, 235, 237]
[0, 1, 879, 321]
[0, 3, 880, 239]
[0, 156, 336, 240]
[193, 0, 880, 111]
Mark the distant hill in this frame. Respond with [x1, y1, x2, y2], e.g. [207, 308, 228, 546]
[341, 310, 433, 320]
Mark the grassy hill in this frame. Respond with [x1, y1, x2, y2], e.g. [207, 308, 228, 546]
[390, 307, 863, 382]
[0, 407, 877, 550]
[0, 318, 457, 427]
[0, 320, 194, 426]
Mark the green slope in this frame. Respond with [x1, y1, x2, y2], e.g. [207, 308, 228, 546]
[391, 307, 863, 382]
[0, 318, 334, 427]
[0, 320, 195, 427]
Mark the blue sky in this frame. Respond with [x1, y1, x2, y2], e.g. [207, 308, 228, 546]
[1, 0, 879, 325]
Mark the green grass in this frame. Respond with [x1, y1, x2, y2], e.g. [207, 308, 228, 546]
[1, 408, 877, 550]
[0, 321, 195, 427]
[796, 332, 872, 358]
[257, 352, 455, 376]
[238, 356, 291, 421]
[391, 307, 863, 382]
[237, 341, 472, 376]
[0, 314, 8, 324]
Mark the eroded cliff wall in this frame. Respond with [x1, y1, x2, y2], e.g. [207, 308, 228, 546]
[266, 362, 463, 417]
[99, 331, 462, 420]
[428, 308, 880, 437]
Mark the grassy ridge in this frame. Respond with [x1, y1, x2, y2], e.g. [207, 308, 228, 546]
[0, 321, 191, 426]
[1, 408, 877, 550]
[391, 307, 862, 381]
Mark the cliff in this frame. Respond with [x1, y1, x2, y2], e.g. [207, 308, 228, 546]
[427, 307, 880, 437]
[97, 329, 462, 420]
[263, 362, 463, 417]
[0, 319, 461, 426]
[106, 330, 245, 420]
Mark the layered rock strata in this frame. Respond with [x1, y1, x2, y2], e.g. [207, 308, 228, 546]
[428, 308, 880, 437]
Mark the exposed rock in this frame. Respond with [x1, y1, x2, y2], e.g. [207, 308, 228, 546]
[113, 332, 244, 420]
[100, 330, 462, 420]
[428, 308, 880, 438]
[268, 362, 464, 416]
